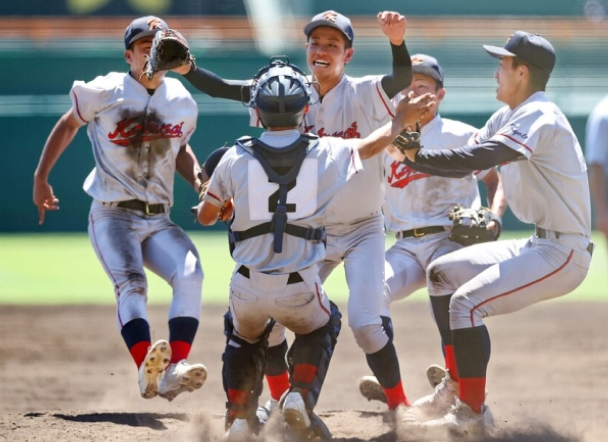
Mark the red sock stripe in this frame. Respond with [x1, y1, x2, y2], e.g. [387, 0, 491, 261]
[444, 345, 459, 381]
[383, 381, 410, 409]
[459, 377, 486, 414]
[170, 340, 191, 363]
[266, 371, 290, 400]
[130, 341, 151, 368]
[293, 363, 318, 384]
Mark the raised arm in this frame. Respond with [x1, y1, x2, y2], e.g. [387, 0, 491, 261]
[377, 11, 412, 99]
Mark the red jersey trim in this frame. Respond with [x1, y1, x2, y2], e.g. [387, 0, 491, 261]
[72, 91, 88, 124]
[499, 133, 533, 154]
[376, 82, 395, 118]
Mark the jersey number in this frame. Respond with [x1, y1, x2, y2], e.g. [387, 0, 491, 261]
[247, 159, 319, 221]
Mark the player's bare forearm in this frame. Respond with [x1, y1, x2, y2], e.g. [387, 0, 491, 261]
[481, 168, 507, 217]
[34, 109, 81, 181]
[176, 144, 204, 192]
[589, 164, 608, 237]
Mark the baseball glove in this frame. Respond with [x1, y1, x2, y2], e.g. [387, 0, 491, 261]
[448, 205, 502, 246]
[392, 122, 421, 154]
[144, 29, 195, 80]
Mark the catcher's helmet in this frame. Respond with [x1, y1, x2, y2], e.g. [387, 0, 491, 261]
[250, 56, 314, 128]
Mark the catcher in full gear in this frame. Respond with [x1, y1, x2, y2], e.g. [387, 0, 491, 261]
[197, 57, 434, 442]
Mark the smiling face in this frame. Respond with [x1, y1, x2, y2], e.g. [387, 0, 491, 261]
[306, 26, 354, 93]
[402, 73, 444, 126]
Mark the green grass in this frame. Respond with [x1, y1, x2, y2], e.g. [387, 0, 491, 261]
[0, 231, 605, 304]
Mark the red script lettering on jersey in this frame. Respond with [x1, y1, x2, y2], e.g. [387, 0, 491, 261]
[317, 122, 361, 139]
[108, 119, 184, 146]
[387, 161, 431, 188]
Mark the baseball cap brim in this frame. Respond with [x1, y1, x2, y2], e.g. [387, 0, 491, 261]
[304, 20, 352, 40]
[127, 29, 162, 46]
[412, 66, 443, 83]
[483, 44, 517, 59]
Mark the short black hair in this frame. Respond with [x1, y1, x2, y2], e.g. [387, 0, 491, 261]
[512, 57, 550, 90]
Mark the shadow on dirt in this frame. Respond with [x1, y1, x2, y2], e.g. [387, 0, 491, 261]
[53, 412, 188, 430]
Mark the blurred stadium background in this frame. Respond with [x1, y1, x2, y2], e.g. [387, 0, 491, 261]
[1, 0, 607, 233]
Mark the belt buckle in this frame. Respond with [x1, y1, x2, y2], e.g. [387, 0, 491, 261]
[413, 228, 425, 237]
[145, 202, 152, 215]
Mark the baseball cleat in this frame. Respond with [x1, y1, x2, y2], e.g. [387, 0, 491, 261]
[138, 339, 172, 399]
[404, 371, 458, 423]
[282, 391, 311, 433]
[223, 418, 253, 442]
[256, 397, 279, 422]
[426, 364, 447, 388]
[421, 398, 494, 439]
[158, 359, 208, 401]
[358, 375, 388, 404]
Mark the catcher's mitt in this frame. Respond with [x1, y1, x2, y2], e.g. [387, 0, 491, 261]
[448, 205, 502, 247]
[392, 122, 421, 154]
[144, 29, 195, 80]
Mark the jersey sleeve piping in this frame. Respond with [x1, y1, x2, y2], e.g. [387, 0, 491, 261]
[71, 90, 88, 124]
[375, 82, 395, 118]
[498, 133, 533, 154]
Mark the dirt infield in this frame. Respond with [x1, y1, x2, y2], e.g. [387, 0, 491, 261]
[0, 301, 606, 442]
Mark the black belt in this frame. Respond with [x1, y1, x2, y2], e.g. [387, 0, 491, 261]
[237, 265, 303, 284]
[536, 227, 594, 255]
[116, 200, 165, 215]
[535, 226, 560, 239]
[398, 226, 446, 239]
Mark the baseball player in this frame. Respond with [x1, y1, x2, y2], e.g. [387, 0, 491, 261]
[175, 10, 415, 417]
[358, 53, 507, 407]
[585, 93, 608, 247]
[197, 59, 434, 441]
[33, 16, 208, 402]
[397, 32, 593, 437]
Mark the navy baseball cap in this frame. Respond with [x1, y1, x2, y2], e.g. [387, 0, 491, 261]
[124, 16, 168, 49]
[304, 10, 354, 42]
[483, 31, 556, 74]
[411, 54, 444, 83]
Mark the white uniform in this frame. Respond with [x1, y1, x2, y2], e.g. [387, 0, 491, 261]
[203, 129, 363, 340]
[585, 94, 608, 173]
[428, 91, 592, 329]
[382, 115, 485, 316]
[73, 72, 203, 327]
[251, 74, 395, 353]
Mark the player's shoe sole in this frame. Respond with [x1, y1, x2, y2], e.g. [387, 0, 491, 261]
[358, 375, 388, 404]
[426, 364, 446, 389]
[139, 340, 171, 399]
[159, 362, 208, 401]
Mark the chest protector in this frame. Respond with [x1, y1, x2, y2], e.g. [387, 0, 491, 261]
[229, 134, 326, 253]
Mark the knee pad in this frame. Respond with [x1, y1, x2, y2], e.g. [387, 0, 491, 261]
[287, 301, 341, 408]
[222, 310, 275, 421]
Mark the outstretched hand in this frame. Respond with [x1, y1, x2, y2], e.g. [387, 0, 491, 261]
[377, 11, 406, 45]
[394, 92, 436, 130]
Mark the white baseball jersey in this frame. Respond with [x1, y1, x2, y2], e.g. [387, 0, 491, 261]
[71, 72, 197, 206]
[383, 114, 482, 232]
[252, 74, 395, 225]
[203, 129, 363, 274]
[473, 91, 591, 236]
[585, 94, 608, 172]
